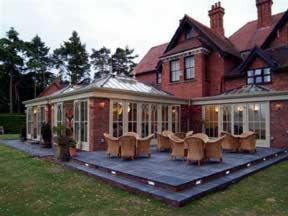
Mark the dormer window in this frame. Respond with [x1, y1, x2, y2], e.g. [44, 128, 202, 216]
[247, 68, 271, 84]
[185, 28, 193, 40]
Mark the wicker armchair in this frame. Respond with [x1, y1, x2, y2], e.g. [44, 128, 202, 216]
[186, 131, 194, 137]
[104, 133, 120, 158]
[184, 136, 206, 166]
[239, 131, 257, 153]
[169, 134, 185, 160]
[136, 134, 154, 157]
[192, 133, 209, 143]
[205, 136, 224, 162]
[119, 135, 137, 160]
[162, 130, 174, 137]
[123, 132, 139, 138]
[175, 132, 186, 139]
[221, 131, 240, 152]
[157, 133, 170, 151]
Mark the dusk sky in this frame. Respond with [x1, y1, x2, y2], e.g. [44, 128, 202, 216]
[0, 0, 287, 62]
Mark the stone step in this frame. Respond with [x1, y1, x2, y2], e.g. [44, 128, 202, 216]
[64, 151, 288, 207]
[72, 148, 288, 192]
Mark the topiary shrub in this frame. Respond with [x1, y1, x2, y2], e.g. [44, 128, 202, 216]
[41, 122, 52, 148]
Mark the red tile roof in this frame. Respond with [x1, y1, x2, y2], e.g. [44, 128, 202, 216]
[133, 43, 168, 75]
[229, 12, 285, 52]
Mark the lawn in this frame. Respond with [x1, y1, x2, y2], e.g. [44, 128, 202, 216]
[0, 134, 19, 139]
[0, 144, 287, 216]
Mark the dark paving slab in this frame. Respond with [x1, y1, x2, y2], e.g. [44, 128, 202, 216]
[0, 139, 55, 157]
[74, 147, 283, 188]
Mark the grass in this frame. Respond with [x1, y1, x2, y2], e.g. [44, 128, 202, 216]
[0, 134, 19, 139]
[0, 144, 287, 216]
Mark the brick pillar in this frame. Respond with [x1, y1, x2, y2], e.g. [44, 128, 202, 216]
[45, 104, 51, 124]
[89, 98, 110, 151]
[195, 53, 207, 97]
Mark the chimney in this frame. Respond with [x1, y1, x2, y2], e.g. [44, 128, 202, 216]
[208, 2, 225, 36]
[256, 0, 273, 28]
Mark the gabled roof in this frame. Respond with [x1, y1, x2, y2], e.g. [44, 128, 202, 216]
[133, 43, 168, 75]
[38, 78, 66, 97]
[163, 15, 241, 59]
[229, 12, 285, 52]
[262, 9, 288, 49]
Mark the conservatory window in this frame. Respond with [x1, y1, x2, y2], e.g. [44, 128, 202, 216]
[162, 105, 169, 131]
[112, 102, 123, 137]
[234, 105, 244, 135]
[141, 104, 149, 137]
[248, 103, 266, 140]
[172, 106, 180, 132]
[151, 104, 158, 137]
[128, 102, 137, 133]
[204, 105, 219, 137]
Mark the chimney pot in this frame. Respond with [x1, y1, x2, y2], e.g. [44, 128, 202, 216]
[256, 0, 273, 28]
[208, 1, 225, 36]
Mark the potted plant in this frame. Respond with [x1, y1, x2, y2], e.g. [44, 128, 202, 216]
[53, 124, 70, 161]
[20, 125, 27, 142]
[41, 123, 52, 148]
[68, 138, 77, 157]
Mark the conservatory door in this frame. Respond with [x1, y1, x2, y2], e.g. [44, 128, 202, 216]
[74, 100, 89, 151]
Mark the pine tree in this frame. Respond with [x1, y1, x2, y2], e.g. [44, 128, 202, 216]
[111, 46, 138, 76]
[0, 27, 25, 113]
[26, 35, 53, 97]
[90, 47, 111, 79]
[52, 31, 90, 84]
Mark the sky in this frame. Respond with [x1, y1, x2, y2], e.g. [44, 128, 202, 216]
[0, 0, 287, 63]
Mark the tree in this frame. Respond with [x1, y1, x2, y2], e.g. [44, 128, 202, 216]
[52, 31, 90, 84]
[25, 35, 53, 98]
[111, 46, 138, 76]
[0, 27, 25, 113]
[90, 47, 111, 79]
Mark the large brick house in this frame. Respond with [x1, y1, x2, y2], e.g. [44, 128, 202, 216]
[134, 0, 288, 148]
[24, 0, 288, 151]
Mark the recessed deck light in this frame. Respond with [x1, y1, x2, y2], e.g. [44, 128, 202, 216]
[148, 181, 155, 186]
[246, 163, 251, 167]
[85, 163, 89, 167]
[225, 170, 230, 175]
[275, 153, 278, 157]
[263, 158, 266, 161]
[285, 150, 288, 153]
[111, 171, 116, 175]
[196, 180, 202, 185]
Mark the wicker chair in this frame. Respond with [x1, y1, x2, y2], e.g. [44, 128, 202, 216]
[175, 132, 186, 139]
[169, 134, 185, 160]
[239, 131, 257, 153]
[119, 135, 137, 160]
[192, 133, 209, 143]
[104, 133, 120, 158]
[136, 134, 154, 157]
[157, 133, 170, 151]
[186, 131, 194, 137]
[123, 132, 139, 138]
[221, 131, 240, 152]
[184, 136, 206, 166]
[162, 130, 174, 137]
[205, 136, 224, 162]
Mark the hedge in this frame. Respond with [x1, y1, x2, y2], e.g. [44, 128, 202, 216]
[0, 114, 26, 134]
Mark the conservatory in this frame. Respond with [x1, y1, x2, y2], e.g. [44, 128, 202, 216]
[24, 75, 187, 151]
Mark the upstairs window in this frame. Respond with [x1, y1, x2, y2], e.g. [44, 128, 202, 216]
[157, 72, 162, 84]
[170, 60, 180, 82]
[184, 56, 195, 80]
[247, 68, 271, 84]
[185, 28, 193, 40]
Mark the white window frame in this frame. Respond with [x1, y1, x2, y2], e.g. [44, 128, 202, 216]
[26, 107, 33, 139]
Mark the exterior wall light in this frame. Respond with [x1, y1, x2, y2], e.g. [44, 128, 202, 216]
[99, 102, 105, 109]
[275, 103, 283, 110]
[33, 108, 38, 114]
[253, 104, 260, 111]
[215, 106, 219, 113]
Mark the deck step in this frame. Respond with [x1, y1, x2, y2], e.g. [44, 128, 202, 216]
[64, 151, 288, 207]
[72, 148, 288, 192]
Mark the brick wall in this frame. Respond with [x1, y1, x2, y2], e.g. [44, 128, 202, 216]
[269, 22, 288, 48]
[89, 98, 110, 151]
[135, 71, 157, 85]
[270, 100, 288, 148]
[160, 53, 207, 99]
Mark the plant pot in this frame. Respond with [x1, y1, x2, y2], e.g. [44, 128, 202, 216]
[55, 137, 70, 161]
[69, 147, 77, 157]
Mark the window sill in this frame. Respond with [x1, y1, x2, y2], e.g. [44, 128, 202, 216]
[169, 79, 196, 85]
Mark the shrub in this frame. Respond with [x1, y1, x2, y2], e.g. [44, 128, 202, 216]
[0, 114, 25, 134]
[41, 123, 52, 148]
[20, 125, 27, 141]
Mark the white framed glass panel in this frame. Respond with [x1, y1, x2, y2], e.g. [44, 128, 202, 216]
[128, 102, 137, 133]
[184, 56, 195, 80]
[38, 106, 45, 136]
[234, 104, 244, 135]
[222, 105, 231, 133]
[56, 103, 63, 126]
[161, 105, 169, 131]
[80, 101, 88, 142]
[204, 105, 219, 137]
[172, 106, 180, 132]
[27, 108, 32, 136]
[141, 104, 149, 137]
[248, 103, 266, 140]
[170, 60, 180, 82]
[112, 102, 123, 137]
[151, 104, 158, 137]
